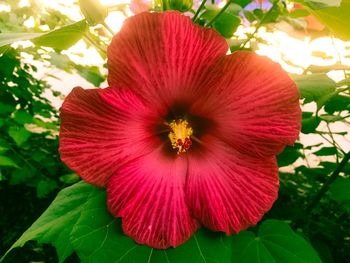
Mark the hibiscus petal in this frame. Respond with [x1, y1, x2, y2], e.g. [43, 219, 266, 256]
[59, 87, 157, 187]
[186, 135, 279, 234]
[107, 148, 199, 249]
[191, 51, 301, 157]
[107, 11, 228, 105]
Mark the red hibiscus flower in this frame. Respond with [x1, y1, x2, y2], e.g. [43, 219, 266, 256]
[59, 11, 301, 249]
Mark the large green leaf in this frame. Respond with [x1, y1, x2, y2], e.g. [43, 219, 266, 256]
[4, 181, 233, 263]
[33, 20, 88, 50]
[70, 183, 233, 263]
[0, 33, 42, 47]
[0, 20, 88, 52]
[308, 0, 350, 40]
[291, 73, 336, 103]
[231, 220, 322, 263]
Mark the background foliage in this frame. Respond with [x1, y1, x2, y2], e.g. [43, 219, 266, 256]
[0, 0, 350, 262]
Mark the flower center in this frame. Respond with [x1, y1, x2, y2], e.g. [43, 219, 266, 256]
[168, 119, 193, 154]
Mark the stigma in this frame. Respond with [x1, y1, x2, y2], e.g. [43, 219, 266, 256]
[168, 119, 193, 154]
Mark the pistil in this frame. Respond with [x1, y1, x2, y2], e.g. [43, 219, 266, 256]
[168, 119, 193, 154]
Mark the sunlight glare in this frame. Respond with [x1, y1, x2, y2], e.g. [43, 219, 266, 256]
[24, 16, 35, 28]
[105, 11, 127, 33]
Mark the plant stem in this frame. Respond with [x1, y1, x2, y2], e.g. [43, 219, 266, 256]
[102, 21, 115, 36]
[162, 0, 169, 11]
[240, 2, 277, 49]
[306, 150, 350, 213]
[192, 0, 207, 22]
[83, 34, 107, 56]
[206, 0, 232, 27]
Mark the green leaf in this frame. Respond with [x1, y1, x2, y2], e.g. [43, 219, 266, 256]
[0, 32, 42, 48]
[59, 173, 80, 184]
[2, 182, 97, 263]
[14, 109, 33, 124]
[0, 20, 88, 52]
[0, 139, 10, 154]
[201, 7, 241, 38]
[308, 0, 350, 40]
[70, 185, 233, 262]
[164, 230, 232, 263]
[303, 0, 341, 9]
[277, 145, 302, 167]
[33, 20, 88, 50]
[169, 0, 193, 12]
[49, 52, 72, 71]
[301, 112, 320, 134]
[9, 168, 34, 185]
[330, 177, 350, 203]
[8, 126, 31, 146]
[3, 181, 234, 263]
[324, 95, 350, 114]
[36, 179, 58, 198]
[313, 146, 337, 156]
[231, 220, 322, 263]
[0, 155, 19, 168]
[213, 12, 241, 38]
[289, 9, 310, 18]
[329, 177, 350, 213]
[0, 102, 15, 114]
[291, 73, 336, 103]
[236, 0, 253, 8]
[75, 65, 105, 87]
[243, 10, 257, 22]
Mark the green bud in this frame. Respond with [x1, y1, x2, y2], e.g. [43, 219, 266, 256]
[169, 0, 193, 12]
[79, 0, 108, 26]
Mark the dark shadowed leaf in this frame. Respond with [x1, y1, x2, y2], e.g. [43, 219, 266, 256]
[313, 147, 337, 156]
[36, 179, 58, 198]
[1, 182, 96, 263]
[324, 95, 350, 114]
[277, 145, 302, 167]
[301, 112, 320, 134]
[14, 110, 33, 124]
[329, 177, 350, 214]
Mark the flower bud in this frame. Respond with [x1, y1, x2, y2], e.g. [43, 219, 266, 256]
[79, 0, 108, 26]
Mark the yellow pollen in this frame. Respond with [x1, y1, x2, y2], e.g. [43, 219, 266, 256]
[168, 119, 193, 154]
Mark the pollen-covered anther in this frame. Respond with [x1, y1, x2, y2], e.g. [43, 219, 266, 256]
[168, 119, 193, 154]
